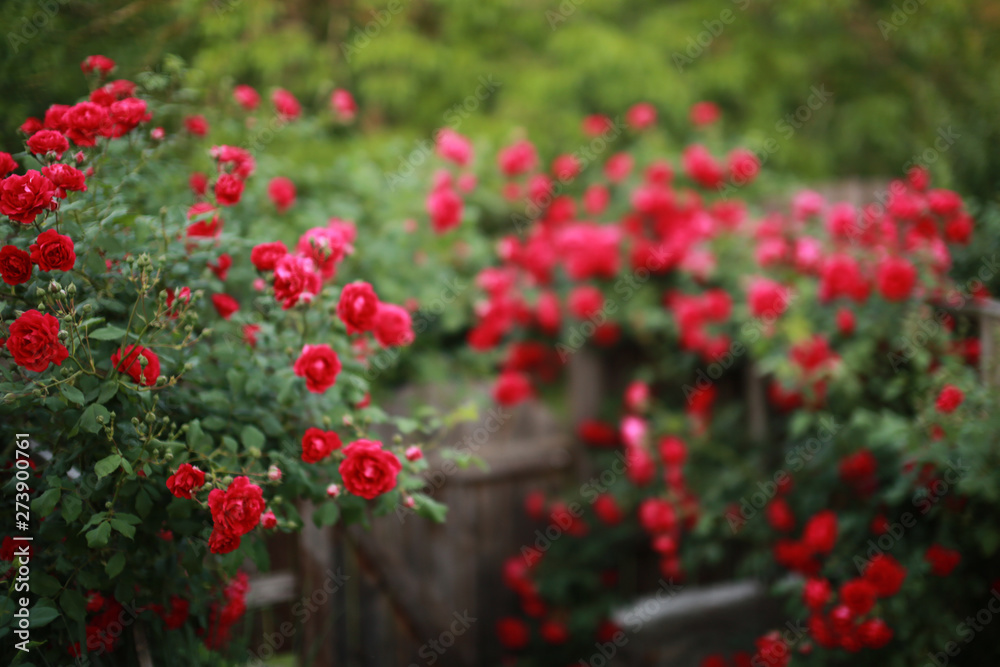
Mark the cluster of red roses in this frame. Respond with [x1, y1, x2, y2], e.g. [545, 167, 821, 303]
[455, 99, 986, 662]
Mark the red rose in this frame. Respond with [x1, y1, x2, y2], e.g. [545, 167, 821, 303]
[250, 241, 288, 271]
[0, 245, 32, 285]
[41, 164, 87, 198]
[5, 310, 69, 372]
[496, 617, 530, 650]
[166, 463, 205, 499]
[301, 428, 343, 463]
[267, 177, 296, 212]
[211, 293, 239, 319]
[338, 439, 401, 499]
[63, 102, 109, 146]
[293, 344, 341, 393]
[858, 618, 893, 649]
[271, 89, 301, 120]
[803, 578, 831, 609]
[111, 344, 161, 386]
[0, 152, 17, 176]
[925, 544, 961, 576]
[233, 84, 260, 111]
[337, 281, 380, 334]
[186, 202, 223, 239]
[638, 498, 676, 534]
[20, 118, 44, 134]
[26, 130, 69, 159]
[492, 370, 533, 406]
[214, 173, 244, 207]
[0, 170, 57, 224]
[373, 303, 414, 347]
[184, 115, 209, 136]
[273, 254, 321, 309]
[209, 476, 265, 538]
[242, 324, 260, 347]
[29, 230, 76, 271]
[209, 253, 232, 281]
[766, 497, 796, 532]
[189, 172, 208, 196]
[840, 578, 877, 615]
[876, 256, 917, 301]
[208, 528, 241, 555]
[107, 98, 149, 137]
[803, 510, 838, 554]
[862, 554, 907, 597]
[935, 384, 964, 413]
[81, 55, 116, 75]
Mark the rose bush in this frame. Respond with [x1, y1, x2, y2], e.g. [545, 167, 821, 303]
[0, 58, 455, 665]
[446, 105, 1000, 665]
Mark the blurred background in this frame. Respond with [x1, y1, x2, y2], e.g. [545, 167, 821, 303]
[3, 0, 1000, 199]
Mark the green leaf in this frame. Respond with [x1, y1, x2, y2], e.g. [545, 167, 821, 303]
[61, 494, 82, 523]
[412, 493, 448, 523]
[59, 589, 87, 623]
[240, 425, 266, 450]
[135, 489, 153, 518]
[95, 454, 122, 479]
[31, 487, 61, 518]
[89, 325, 128, 341]
[30, 573, 61, 598]
[86, 522, 112, 548]
[59, 384, 86, 406]
[221, 435, 239, 452]
[78, 403, 111, 434]
[29, 603, 60, 628]
[105, 552, 126, 579]
[97, 381, 119, 404]
[110, 517, 136, 539]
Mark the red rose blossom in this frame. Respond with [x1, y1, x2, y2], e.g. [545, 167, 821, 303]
[5, 310, 69, 372]
[81, 55, 116, 75]
[876, 256, 917, 301]
[250, 241, 288, 271]
[267, 177, 296, 212]
[208, 476, 265, 553]
[338, 439, 402, 500]
[337, 281, 380, 334]
[63, 102, 109, 146]
[211, 293, 239, 319]
[802, 510, 838, 554]
[293, 343, 341, 393]
[0, 245, 32, 285]
[111, 344, 161, 386]
[934, 384, 964, 413]
[26, 130, 69, 159]
[0, 152, 17, 176]
[29, 230, 76, 272]
[925, 544, 961, 576]
[862, 554, 907, 597]
[214, 173, 244, 207]
[166, 463, 205, 499]
[273, 254, 320, 309]
[493, 370, 533, 406]
[301, 428, 343, 463]
[41, 164, 87, 198]
[0, 170, 57, 224]
[373, 303, 414, 347]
